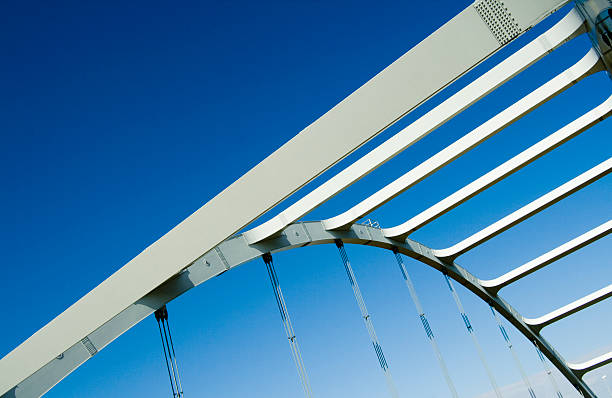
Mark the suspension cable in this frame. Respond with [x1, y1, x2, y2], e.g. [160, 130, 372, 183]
[489, 306, 536, 398]
[262, 253, 313, 397]
[392, 249, 459, 398]
[335, 240, 400, 398]
[160, 307, 183, 397]
[163, 309, 184, 397]
[443, 273, 503, 398]
[534, 343, 564, 398]
[155, 307, 178, 397]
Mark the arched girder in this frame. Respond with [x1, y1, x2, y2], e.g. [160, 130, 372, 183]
[4, 221, 600, 398]
[0, 4, 589, 396]
[5, 3, 612, 398]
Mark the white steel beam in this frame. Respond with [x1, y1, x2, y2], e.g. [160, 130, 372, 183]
[3, 221, 597, 398]
[385, 95, 612, 242]
[525, 284, 612, 331]
[570, 351, 612, 377]
[245, 9, 585, 243]
[0, 1, 575, 395]
[322, 49, 601, 232]
[482, 219, 612, 292]
[434, 156, 612, 259]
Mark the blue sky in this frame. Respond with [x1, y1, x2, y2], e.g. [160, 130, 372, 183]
[1, 0, 611, 397]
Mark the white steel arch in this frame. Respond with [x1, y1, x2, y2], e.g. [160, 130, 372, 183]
[3, 218, 612, 397]
[3, 1, 612, 397]
[3, 220, 610, 397]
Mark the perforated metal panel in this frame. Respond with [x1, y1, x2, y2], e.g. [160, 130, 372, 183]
[475, 0, 522, 45]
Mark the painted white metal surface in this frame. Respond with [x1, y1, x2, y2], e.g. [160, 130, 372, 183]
[524, 284, 612, 329]
[3, 1, 597, 396]
[0, 3, 502, 394]
[245, 9, 585, 242]
[323, 49, 601, 232]
[482, 219, 612, 290]
[570, 351, 612, 375]
[434, 156, 612, 259]
[385, 94, 612, 241]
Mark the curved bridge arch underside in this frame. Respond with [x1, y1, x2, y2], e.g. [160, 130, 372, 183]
[8, 221, 611, 398]
[4, 1, 612, 397]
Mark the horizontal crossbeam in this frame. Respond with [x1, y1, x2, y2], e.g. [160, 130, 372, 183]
[482, 219, 612, 293]
[323, 50, 603, 233]
[245, 9, 585, 242]
[524, 284, 612, 331]
[570, 351, 612, 377]
[326, 49, 602, 235]
[435, 156, 612, 260]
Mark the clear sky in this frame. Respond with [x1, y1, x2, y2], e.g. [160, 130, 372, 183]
[1, 1, 611, 397]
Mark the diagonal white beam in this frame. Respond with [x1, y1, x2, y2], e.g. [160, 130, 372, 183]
[482, 219, 612, 291]
[385, 95, 612, 241]
[524, 284, 612, 331]
[0, 2, 580, 395]
[322, 49, 602, 231]
[569, 351, 612, 376]
[433, 156, 612, 259]
[244, 9, 586, 243]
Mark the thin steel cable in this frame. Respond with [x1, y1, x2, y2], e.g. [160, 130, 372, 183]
[263, 254, 313, 397]
[265, 261, 308, 394]
[266, 260, 312, 396]
[264, 260, 308, 390]
[161, 317, 181, 397]
[534, 344, 564, 398]
[335, 240, 400, 398]
[271, 263, 313, 396]
[392, 250, 459, 398]
[157, 318, 177, 397]
[490, 306, 536, 398]
[164, 317, 184, 397]
[444, 274, 503, 398]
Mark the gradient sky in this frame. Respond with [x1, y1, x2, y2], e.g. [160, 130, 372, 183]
[1, 1, 611, 397]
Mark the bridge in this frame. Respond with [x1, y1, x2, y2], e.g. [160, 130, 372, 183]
[1, 0, 612, 397]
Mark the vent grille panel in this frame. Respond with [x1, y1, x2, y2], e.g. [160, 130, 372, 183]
[475, 0, 522, 45]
